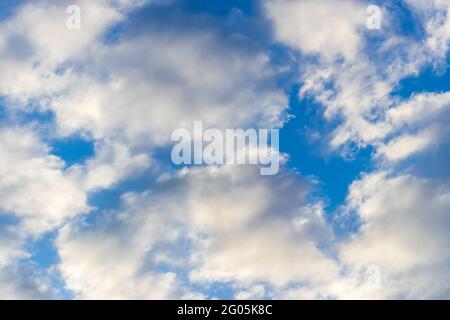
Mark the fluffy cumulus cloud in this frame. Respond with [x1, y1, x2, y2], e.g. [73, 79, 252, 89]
[0, 126, 89, 236]
[0, 263, 57, 299]
[338, 172, 450, 299]
[1, 0, 450, 299]
[55, 166, 337, 299]
[0, 0, 131, 102]
[265, 0, 367, 60]
[50, 29, 288, 144]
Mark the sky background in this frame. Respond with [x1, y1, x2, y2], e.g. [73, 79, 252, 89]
[1, 0, 450, 299]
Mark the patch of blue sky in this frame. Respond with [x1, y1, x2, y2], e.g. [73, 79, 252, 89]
[121, 0, 267, 44]
[102, 22, 126, 45]
[50, 136, 94, 167]
[385, 0, 426, 39]
[180, 0, 256, 16]
[393, 53, 450, 98]
[0, 99, 8, 122]
[26, 231, 60, 269]
[280, 86, 375, 217]
[0, 0, 25, 22]
[0, 211, 20, 226]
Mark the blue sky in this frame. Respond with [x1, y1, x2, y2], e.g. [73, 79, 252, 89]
[1, 0, 450, 299]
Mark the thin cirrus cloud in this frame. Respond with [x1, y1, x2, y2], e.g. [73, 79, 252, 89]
[0, 0, 450, 299]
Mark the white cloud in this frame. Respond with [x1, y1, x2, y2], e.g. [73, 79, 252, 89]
[265, 0, 366, 60]
[0, 263, 57, 299]
[73, 141, 151, 191]
[54, 166, 337, 298]
[0, 0, 288, 145]
[388, 91, 450, 126]
[48, 30, 288, 147]
[337, 172, 450, 298]
[57, 223, 178, 299]
[0, 0, 141, 103]
[376, 130, 435, 162]
[272, 171, 450, 300]
[0, 127, 90, 236]
[376, 91, 450, 164]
